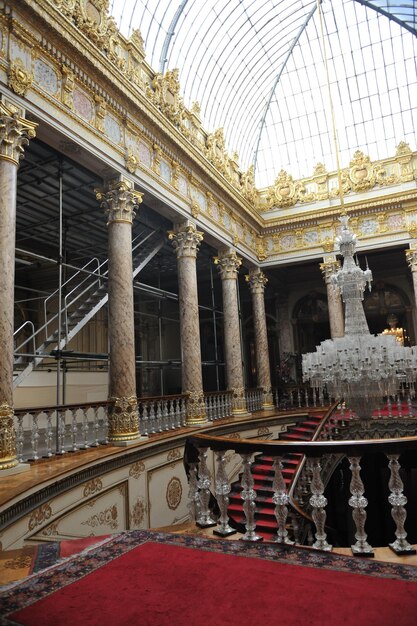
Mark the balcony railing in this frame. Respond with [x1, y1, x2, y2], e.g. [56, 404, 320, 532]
[186, 429, 417, 556]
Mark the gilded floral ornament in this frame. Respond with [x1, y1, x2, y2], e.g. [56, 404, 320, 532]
[184, 390, 207, 424]
[107, 395, 140, 442]
[348, 150, 376, 192]
[255, 236, 267, 261]
[268, 169, 297, 208]
[395, 141, 414, 182]
[241, 164, 258, 205]
[125, 150, 139, 174]
[149, 69, 184, 126]
[8, 60, 33, 97]
[0, 402, 18, 470]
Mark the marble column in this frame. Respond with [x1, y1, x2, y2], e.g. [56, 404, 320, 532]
[245, 269, 274, 410]
[96, 178, 143, 443]
[169, 222, 207, 425]
[214, 249, 249, 415]
[320, 257, 344, 338]
[0, 102, 36, 471]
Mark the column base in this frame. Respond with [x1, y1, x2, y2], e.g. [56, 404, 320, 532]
[186, 419, 210, 428]
[0, 462, 30, 476]
[231, 408, 251, 417]
[110, 435, 148, 447]
[261, 402, 276, 412]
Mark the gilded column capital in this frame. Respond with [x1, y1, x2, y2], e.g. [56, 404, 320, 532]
[213, 249, 242, 280]
[320, 258, 341, 283]
[96, 178, 143, 225]
[406, 247, 417, 272]
[168, 222, 203, 259]
[0, 101, 37, 166]
[245, 268, 268, 294]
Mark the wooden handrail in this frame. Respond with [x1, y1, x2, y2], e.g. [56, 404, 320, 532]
[187, 431, 417, 456]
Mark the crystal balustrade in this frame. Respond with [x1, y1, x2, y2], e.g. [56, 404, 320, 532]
[187, 424, 417, 556]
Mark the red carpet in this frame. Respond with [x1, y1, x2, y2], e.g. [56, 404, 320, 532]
[3, 536, 417, 626]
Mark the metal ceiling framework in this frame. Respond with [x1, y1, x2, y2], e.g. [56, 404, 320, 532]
[110, 0, 417, 187]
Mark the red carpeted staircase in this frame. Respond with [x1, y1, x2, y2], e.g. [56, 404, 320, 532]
[228, 413, 324, 540]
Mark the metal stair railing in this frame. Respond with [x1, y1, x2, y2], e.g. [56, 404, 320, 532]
[13, 229, 164, 388]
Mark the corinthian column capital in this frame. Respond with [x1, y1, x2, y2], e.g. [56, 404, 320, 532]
[96, 178, 143, 225]
[406, 246, 417, 272]
[245, 268, 268, 294]
[214, 249, 242, 280]
[168, 221, 204, 259]
[320, 257, 341, 283]
[0, 101, 37, 166]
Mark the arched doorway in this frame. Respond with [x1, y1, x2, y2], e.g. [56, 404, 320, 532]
[363, 282, 412, 344]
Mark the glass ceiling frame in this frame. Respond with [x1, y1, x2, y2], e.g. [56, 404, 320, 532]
[109, 0, 417, 187]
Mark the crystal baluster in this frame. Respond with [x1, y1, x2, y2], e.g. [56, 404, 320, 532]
[348, 456, 373, 556]
[92, 407, 100, 446]
[16, 413, 25, 463]
[102, 406, 109, 444]
[70, 409, 78, 451]
[386, 454, 416, 555]
[272, 456, 294, 544]
[187, 463, 200, 523]
[397, 396, 403, 418]
[175, 398, 182, 428]
[148, 401, 156, 433]
[213, 451, 236, 536]
[407, 394, 413, 417]
[309, 457, 332, 551]
[58, 410, 66, 453]
[387, 396, 392, 418]
[45, 410, 53, 457]
[162, 399, 169, 430]
[240, 453, 262, 541]
[81, 409, 90, 448]
[31, 413, 40, 461]
[196, 447, 216, 527]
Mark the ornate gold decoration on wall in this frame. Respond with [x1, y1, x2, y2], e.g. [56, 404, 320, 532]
[267, 169, 297, 208]
[166, 476, 182, 510]
[148, 68, 184, 126]
[129, 460, 146, 479]
[396, 141, 414, 182]
[167, 448, 182, 463]
[83, 477, 103, 497]
[124, 150, 139, 174]
[130, 497, 147, 526]
[255, 236, 267, 261]
[228, 432, 241, 439]
[0, 402, 18, 470]
[257, 426, 272, 439]
[61, 65, 75, 109]
[28, 504, 52, 531]
[106, 395, 140, 441]
[8, 59, 33, 96]
[81, 504, 119, 530]
[347, 150, 376, 192]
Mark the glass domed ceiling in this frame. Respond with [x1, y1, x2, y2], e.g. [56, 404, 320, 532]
[110, 0, 417, 188]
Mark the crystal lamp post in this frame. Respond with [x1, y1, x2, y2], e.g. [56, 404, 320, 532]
[302, 215, 417, 420]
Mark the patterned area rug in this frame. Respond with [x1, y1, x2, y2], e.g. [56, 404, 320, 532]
[1, 530, 417, 625]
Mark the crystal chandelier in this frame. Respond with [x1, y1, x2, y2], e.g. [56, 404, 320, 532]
[302, 216, 417, 419]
